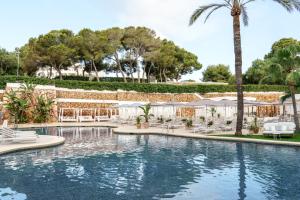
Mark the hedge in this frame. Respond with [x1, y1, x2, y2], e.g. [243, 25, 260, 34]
[0, 76, 289, 94]
[54, 75, 146, 83]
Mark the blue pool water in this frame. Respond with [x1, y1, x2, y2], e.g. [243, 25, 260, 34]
[1, 127, 300, 200]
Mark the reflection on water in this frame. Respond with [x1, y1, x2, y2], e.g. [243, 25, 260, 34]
[0, 127, 300, 200]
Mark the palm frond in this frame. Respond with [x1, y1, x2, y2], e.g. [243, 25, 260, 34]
[273, 0, 299, 12]
[189, 4, 227, 26]
[204, 4, 228, 23]
[240, 5, 249, 26]
[281, 92, 291, 103]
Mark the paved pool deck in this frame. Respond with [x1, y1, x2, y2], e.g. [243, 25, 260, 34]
[0, 135, 65, 155]
[113, 125, 300, 147]
[1, 122, 300, 156]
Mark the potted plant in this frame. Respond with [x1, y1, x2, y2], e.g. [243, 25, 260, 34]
[139, 104, 154, 129]
[249, 117, 259, 134]
[157, 116, 164, 124]
[200, 116, 205, 123]
[185, 119, 193, 129]
[226, 120, 232, 125]
[209, 107, 217, 118]
[136, 116, 142, 129]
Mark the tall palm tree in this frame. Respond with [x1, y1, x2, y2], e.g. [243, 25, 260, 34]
[263, 44, 300, 132]
[189, 0, 300, 135]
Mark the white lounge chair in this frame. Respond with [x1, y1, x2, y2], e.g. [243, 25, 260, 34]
[59, 108, 78, 122]
[95, 108, 110, 122]
[78, 108, 95, 122]
[0, 128, 38, 143]
[263, 122, 295, 138]
[1, 120, 8, 128]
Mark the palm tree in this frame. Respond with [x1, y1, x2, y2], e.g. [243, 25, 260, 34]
[263, 44, 300, 132]
[189, 0, 300, 135]
[139, 104, 154, 123]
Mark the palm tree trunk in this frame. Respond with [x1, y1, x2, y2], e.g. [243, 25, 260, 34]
[232, 12, 244, 135]
[289, 85, 300, 132]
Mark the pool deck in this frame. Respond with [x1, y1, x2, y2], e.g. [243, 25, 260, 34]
[0, 135, 65, 155]
[1, 122, 300, 156]
[113, 125, 300, 147]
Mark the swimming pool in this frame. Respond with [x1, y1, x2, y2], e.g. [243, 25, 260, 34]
[1, 126, 300, 200]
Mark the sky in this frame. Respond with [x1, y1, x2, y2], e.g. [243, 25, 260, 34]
[1, 0, 300, 81]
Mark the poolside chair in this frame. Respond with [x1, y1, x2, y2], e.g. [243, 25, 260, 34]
[78, 108, 95, 122]
[59, 108, 78, 122]
[1, 120, 8, 128]
[192, 126, 215, 134]
[0, 128, 38, 144]
[263, 122, 295, 138]
[95, 108, 110, 122]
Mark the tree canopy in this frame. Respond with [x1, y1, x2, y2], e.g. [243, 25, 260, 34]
[202, 64, 232, 83]
[0, 48, 18, 75]
[18, 27, 202, 82]
[245, 38, 300, 85]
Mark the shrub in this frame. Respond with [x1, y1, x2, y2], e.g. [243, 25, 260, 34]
[54, 75, 146, 83]
[33, 96, 54, 123]
[4, 90, 30, 123]
[0, 76, 290, 94]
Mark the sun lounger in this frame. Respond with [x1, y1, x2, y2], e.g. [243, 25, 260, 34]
[59, 108, 78, 122]
[0, 128, 38, 143]
[95, 108, 110, 122]
[1, 120, 8, 128]
[263, 122, 295, 138]
[78, 108, 95, 122]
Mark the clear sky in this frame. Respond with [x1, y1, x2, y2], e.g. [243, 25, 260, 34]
[1, 0, 300, 81]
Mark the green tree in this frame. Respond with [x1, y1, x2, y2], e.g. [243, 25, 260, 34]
[75, 29, 107, 81]
[263, 44, 300, 131]
[0, 48, 18, 75]
[265, 38, 300, 58]
[102, 27, 128, 82]
[244, 59, 271, 84]
[202, 64, 232, 82]
[122, 26, 160, 83]
[189, 0, 300, 135]
[22, 29, 75, 79]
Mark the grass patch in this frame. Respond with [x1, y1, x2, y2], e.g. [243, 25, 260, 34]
[218, 134, 300, 142]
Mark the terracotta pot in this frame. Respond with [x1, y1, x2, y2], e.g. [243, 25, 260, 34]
[143, 122, 149, 129]
[253, 127, 259, 134]
[136, 123, 142, 129]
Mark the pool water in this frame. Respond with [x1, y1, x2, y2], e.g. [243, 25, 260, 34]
[1, 127, 300, 200]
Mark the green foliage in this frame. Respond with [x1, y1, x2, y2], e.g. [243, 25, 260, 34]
[0, 48, 18, 75]
[249, 117, 259, 133]
[4, 90, 30, 123]
[208, 107, 217, 117]
[136, 116, 141, 125]
[0, 76, 290, 93]
[184, 119, 193, 128]
[202, 64, 232, 83]
[139, 104, 154, 123]
[33, 96, 54, 123]
[244, 59, 270, 84]
[54, 75, 145, 82]
[265, 38, 300, 58]
[20, 27, 202, 83]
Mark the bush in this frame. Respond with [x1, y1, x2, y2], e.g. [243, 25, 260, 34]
[0, 75, 289, 94]
[54, 75, 146, 83]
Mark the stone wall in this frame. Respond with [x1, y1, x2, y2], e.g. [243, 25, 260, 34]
[56, 88, 199, 102]
[0, 83, 286, 123]
[203, 92, 284, 103]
